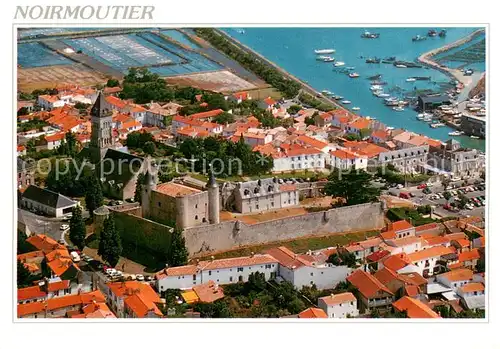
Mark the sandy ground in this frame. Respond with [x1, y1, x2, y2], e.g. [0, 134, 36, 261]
[220, 207, 309, 225]
[165, 70, 257, 93]
[380, 195, 415, 209]
[18, 64, 107, 92]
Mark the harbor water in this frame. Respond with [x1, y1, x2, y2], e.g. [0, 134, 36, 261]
[222, 27, 485, 151]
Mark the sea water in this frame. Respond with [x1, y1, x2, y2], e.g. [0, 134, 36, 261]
[222, 27, 485, 151]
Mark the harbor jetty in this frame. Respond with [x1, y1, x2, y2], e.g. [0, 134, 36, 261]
[418, 29, 485, 99]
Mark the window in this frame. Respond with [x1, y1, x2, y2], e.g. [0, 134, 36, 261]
[237, 267, 244, 272]
[209, 271, 211, 276]
[193, 275, 196, 281]
[229, 276, 233, 282]
[265, 264, 272, 269]
[195, 204, 198, 209]
[158, 202, 161, 207]
[195, 215, 198, 220]
[310, 272, 314, 276]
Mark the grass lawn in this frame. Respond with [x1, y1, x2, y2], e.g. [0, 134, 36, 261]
[200, 230, 380, 260]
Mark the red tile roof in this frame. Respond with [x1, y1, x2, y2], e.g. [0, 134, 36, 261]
[393, 296, 440, 318]
[382, 253, 411, 271]
[188, 109, 224, 120]
[438, 269, 473, 282]
[298, 307, 328, 318]
[318, 292, 356, 306]
[18, 286, 46, 302]
[106, 95, 127, 109]
[347, 270, 393, 299]
[459, 282, 484, 293]
[458, 249, 481, 262]
[26, 234, 63, 253]
[407, 246, 454, 263]
[296, 135, 328, 149]
[390, 220, 414, 232]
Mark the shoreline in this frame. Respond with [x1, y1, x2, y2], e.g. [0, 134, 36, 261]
[214, 29, 348, 113]
[417, 29, 485, 91]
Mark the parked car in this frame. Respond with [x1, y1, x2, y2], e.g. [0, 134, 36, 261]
[70, 251, 80, 263]
[399, 192, 410, 199]
[136, 274, 145, 281]
[396, 184, 404, 189]
[417, 184, 427, 189]
[60, 224, 70, 230]
[437, 193, 444, 199]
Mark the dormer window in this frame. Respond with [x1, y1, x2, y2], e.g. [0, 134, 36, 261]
[254, 187, 260, 194]
[244, 189, 250, 196]
[268, 186, 273, 192]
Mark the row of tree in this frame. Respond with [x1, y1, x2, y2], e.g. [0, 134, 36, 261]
[178, 136, 273, 177]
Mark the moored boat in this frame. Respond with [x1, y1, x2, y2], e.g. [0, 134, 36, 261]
[341, 100, 352, 104]
[349, 72, 360, 78]
[396, 64, 407, 68]
[471, 135, 480, 139]
[315, 49, 335, 54]
[378, 93, 391, 98]
[361, 31, 380, 39]
[352, 107, 360, 111]
[323, 57, 335, 62]
[406, 78, 416, 82]
[448, 131, 463, 136]
[366, 57, 381, 63]
[393, 106, 405, 112]
[334, 61, 345, 67]
[428, 29, 438, 37]
[412, 35, 427, 42]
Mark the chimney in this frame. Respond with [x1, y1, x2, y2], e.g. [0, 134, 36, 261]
[211, 256, 215, 261]
[196, 259, 200, 265]
[250, 252, 255, 258]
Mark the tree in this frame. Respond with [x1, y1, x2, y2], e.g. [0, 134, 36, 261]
[247, 272, 267, 292]
[143, 141, 156, 155]
[17, 260, 35, 288]
[69, 206, 86, 250]
[169, 228, 188, 267]
[287, 104, 302, 114]
[134, 173, 146, 204]
[213, 112, 235, 125]
[324, 169, 380, 206]
[457, 193, 469, 209]
[17, 230, 32, 254]
[443, 191, 452, 202]
[85, 173, 103, 218]
[98, 216, 122, 267]
[106, 78, 120, 87]
[304, 116, 315, 126]
[344, 133, 361, 141]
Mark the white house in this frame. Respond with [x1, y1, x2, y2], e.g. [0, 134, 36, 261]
[435, 269, 474, 291]
[318, 292, 359, 318]
[21, 185, 78, 218]
[406, 245, 454, 277]
[155, 254, 279, 291]
[328, 149, 368, 170]
[267, 247, 352, 290]
[382, 236, 423, 255]
[456, 282, 485, 310]
[272, 146, 326, 172]
[37, 95, 65, 110]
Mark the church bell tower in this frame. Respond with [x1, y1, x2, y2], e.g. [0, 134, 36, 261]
[89, 91, 114, 162]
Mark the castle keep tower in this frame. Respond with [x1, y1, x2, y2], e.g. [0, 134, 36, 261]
[207, 168, 220, 224]
[89, 92, 114, 162]
[141, 169, 157, 218]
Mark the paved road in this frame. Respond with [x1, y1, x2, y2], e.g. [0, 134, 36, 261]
[19, 208, 89, 243]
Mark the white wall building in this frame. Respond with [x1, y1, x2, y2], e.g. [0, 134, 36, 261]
[318, 292, 359, 318]
[435, 269, 474, 291]
[155, 255, 279, 291]
[267, 247, 352, 290]
[272, 147, 326, 173]
[328, 149, 368, 170]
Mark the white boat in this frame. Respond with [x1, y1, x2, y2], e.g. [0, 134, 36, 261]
[378, 93, 391, 98]
[393, 106, 405, 111]
[315, 49, 335, 54]
[430, 123, 445, 128]
[316, 55, 329, 60]
[334, 61, 345, 67]
[352, 107, 360, 111]
[416, 115, 424, 120]
[323, 57, 335, 62]
[387, 127, 395, 130]
[406, 78, 416, 82]
[471, 135, 480, 139]
[423, 116, 432, 122]
[448, 131, 463, 136]
[396, 64, 407, 68]
[321, 90, 333, 95]
[341, 100, 352, 104]
[349, 73, 360, 78]
[370, 85, 383, 91]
